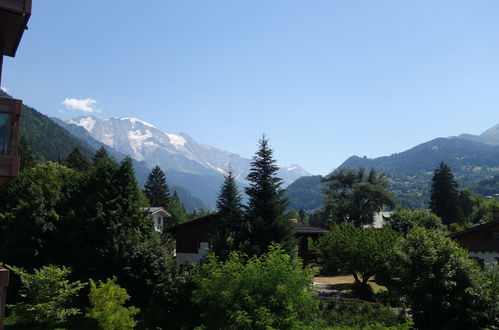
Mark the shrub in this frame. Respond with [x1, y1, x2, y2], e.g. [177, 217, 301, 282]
[322, 298, 411, 329]
[193, 244, 320, 329]
[86, 277, 139, 330]
[7, 264, 85, 327]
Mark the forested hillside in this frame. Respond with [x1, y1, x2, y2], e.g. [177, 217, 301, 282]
[285, 175, 324, 211]
[0, 90, 95, 162]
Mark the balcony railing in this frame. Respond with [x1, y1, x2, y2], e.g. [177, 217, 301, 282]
[0, 0, 32, 57]
[0, 97, 21, 187]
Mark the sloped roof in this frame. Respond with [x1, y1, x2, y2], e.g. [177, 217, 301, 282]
[292, 223, 328, 234]
[449, 219, 499, 239]
[165, 215, 328, 235]
[142, 207, 171, 217]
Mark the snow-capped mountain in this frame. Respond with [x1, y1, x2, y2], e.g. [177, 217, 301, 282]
[65, 116, 310, 186]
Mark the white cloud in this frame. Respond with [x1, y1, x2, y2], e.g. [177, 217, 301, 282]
[0, 86, 8, 92]
[62, 97, 99, 113]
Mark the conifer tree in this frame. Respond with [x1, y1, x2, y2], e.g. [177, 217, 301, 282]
[430, 162, 460, 225]
[244, 136, 295, 255]
[18, 135, 35, 170]
[65, 147, 90, 171]
[167, 191, 188, 226]
[93, 146, 110, 165]
[143, 166, 171, 208]
[210, 169, 243, 260]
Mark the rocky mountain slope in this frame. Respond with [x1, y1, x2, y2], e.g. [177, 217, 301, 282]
[60, 116, 310, 208]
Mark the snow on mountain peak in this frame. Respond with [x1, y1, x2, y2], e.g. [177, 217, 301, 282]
[68, 116, 96, 132]
[166, 133, 187, 148]
[121, 117, 156, 128]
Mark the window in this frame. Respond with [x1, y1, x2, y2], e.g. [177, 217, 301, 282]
[491, 232, 499, 240]
[0, 113, 13, 155]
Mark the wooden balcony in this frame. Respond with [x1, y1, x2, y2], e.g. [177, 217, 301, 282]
[0, 96, 21, 187]
[0, 0, 31, 57]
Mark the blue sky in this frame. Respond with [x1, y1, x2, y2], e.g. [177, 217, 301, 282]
[2, 0, 499, 175]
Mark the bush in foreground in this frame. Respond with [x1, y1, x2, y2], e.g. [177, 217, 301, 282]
[87, 277, 139, 330]
[7, 265, 85, 327]
[193, 244, 320, 329]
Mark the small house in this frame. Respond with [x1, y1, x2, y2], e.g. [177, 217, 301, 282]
[166, 215, 327, 264]
[449, 217, 499, 265]
[142, 207, 171, 232]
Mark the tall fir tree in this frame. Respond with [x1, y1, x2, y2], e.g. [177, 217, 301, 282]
[210, 169, 244, 260]
[244, 136, 295, 255]
[93, 146, 111, 165]
[429, 162, 460, 225]
[167, 191, 188, 226]
[18, 135, 35, 171]
[143, 166, 171, 208]
[65, 147, 90, 172]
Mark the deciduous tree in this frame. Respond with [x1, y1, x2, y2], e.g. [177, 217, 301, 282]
[322, 167, 395, 227]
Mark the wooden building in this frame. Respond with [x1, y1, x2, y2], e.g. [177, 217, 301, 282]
[166, 215, 327, 264]
[450, 217, 499, 265]
[0, 1, 31, 327]
[142, 207, 171, 232]
[0, 0, 31, 188]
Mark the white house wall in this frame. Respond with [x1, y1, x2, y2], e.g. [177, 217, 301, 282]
[469, 251, 499, 264]
[176, 242, 210, 263]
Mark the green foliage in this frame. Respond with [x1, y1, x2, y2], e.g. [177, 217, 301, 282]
[144, 165, 171, 208]
[285, 175, 325, 211]
[390, 228, 495, 329]
[429, 162, 461, 225]
[0, 158, 172, 312]
[210, 169, 244, 261]
[0, 162, 82, 269]
[317, 225, 399, 286]
[322, 167, 395, 226]
[387, 209, 446, 237]
[7, 265, 86, 327]
[168, 190, 188, 225]
[193, 244, 320, 330]
[18, 135, 35, 170]
[142, 262, 202, 329]
[93, 146, 111, 165]
[244, 136, 295, 256]
[322, 299, 412, 329]
[87, 277, 140, 330]
[65, 147, 91, 171]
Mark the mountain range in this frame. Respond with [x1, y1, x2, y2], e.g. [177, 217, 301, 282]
[55, 116, 309, 209]
[286, 124, 499, 211]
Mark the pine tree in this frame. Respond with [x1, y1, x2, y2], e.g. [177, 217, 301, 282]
[18, 135, 35, 170]
[167, 191, 188, 226]
[430, 162, 460, 225]
[93, 146, 110, 165]
[244, 136, 295, 255]
[143, 166, 171, 208]
[66, 147, 90, 171]
[210, 169, 243, 260]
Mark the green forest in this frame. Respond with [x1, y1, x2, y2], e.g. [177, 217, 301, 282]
[1, 133, 499, 329]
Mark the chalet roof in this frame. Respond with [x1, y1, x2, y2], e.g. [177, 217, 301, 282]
[292, 223, 328, 234]
[449, 219, 499, 239]
[142, 207, 171, 217]
[165, 214, 328, 235]
[165, 214, 216, 233]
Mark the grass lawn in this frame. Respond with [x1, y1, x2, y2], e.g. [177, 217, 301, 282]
[314, 274, 387, 294]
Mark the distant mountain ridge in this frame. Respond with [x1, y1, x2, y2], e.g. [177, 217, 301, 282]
[58, 116, 310, 209]
[285, 123, 499, 211]
[66, 116, 310, 185]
